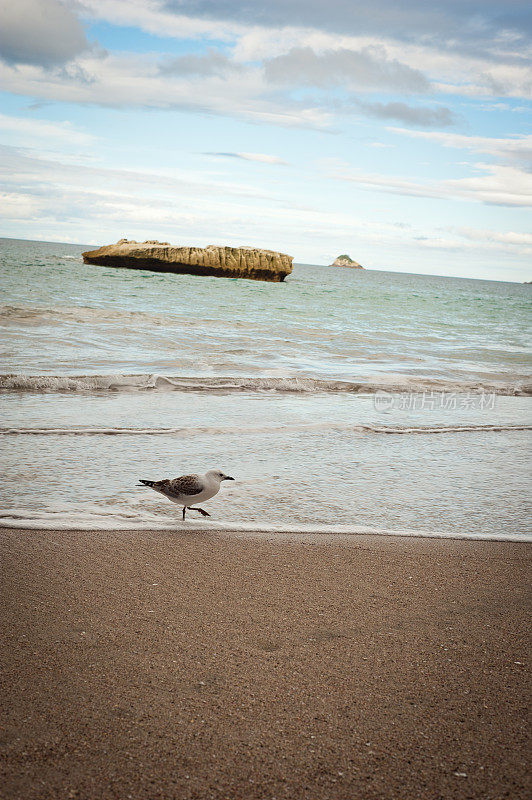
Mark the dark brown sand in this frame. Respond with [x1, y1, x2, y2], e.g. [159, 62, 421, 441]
[1, 528, 530, 800]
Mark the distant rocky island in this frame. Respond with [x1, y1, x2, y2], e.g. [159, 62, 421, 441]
[82, 240, 293, 282]
[329, 254, 364, 269]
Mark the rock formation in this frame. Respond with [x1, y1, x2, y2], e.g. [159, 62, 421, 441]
[82, 240, 293, 282]
[329, 254, 364, 269]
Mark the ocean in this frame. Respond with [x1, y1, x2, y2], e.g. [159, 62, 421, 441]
[1, 237, 530, 539]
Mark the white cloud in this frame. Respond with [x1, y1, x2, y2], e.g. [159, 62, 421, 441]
[0, 54, 332, 129]
[389, 128, 532, 166]
[0, 3, 528, 136]
[455, 227, 532, 246]
[159, 50, 242, 77]
[264, 46, 430, 93]
[332, 162, 532, 207]
[355, 100, 456, 127]
[206, 152, 288, 165]
[0, 49, 458, 133]
[79, 0, 243, 42]
[2, 144, 530, 277]
[155, 0, 532, 63]
[365, 129, 532, 207]
[237, 152, 286, 164]
[0, 0, 88, 66]
[81, 0, 532, 100]
[0, 190, 42, 219]
[446, 163, 532, 207]
[0, 145, 398, 231]
[0, 114, 95, 146]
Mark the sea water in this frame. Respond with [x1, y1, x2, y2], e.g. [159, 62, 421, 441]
[1, 237, 531, 538]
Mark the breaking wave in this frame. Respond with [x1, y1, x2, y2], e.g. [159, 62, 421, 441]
[0, 507, 530, 541]
[0, 303, 185, 326]
[1, 373, 530, 395]
[1, 422, 530, 436]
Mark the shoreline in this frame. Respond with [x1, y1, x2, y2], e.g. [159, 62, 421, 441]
[1, 528, 530, 799]
[1, 519, 531, 542]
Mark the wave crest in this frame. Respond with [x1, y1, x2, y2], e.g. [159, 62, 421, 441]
[0, 507, 529, 540]
[1, 373, 530, 395]
[1, 422, 530, 436]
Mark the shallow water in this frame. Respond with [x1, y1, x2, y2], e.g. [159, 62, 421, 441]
[1, 238, 531, 538]
[1, 237, 531, 389]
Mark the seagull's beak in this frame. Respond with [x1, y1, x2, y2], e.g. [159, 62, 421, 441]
[224, 475, 235, 481]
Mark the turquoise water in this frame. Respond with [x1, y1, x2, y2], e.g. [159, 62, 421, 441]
[1, 237, 530, 388]
[1, 237, 531, 537]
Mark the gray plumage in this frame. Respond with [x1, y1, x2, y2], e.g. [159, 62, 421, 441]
[139, 469, 235, 520]
[147, 474, 204, 498]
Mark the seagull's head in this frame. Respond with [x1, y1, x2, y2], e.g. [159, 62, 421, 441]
[206, 469, 235, 483]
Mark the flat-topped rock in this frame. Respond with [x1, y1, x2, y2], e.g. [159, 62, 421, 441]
[330, 254, 364, 268]
[82, 240, 293, 282]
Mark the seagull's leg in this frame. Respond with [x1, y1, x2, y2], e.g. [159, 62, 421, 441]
[188, 507, 211, 517]
[182, 506, 187, 520]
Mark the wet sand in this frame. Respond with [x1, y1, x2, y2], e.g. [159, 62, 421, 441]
[1, 528, 530, 799]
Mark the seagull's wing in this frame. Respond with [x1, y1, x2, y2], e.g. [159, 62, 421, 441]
[166, 474, 204, 497]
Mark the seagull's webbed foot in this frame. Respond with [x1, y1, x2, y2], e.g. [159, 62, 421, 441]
[189, 507, 210, 517]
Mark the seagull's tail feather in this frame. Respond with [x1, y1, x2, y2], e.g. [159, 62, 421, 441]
[139, 479, 156, 488]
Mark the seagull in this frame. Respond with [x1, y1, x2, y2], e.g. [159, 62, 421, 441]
[139, 469, 234, 520]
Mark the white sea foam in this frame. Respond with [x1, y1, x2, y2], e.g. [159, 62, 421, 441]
[0, 507, 530, 541]
[1, 373, 530, 395]
[1, 423, 530, 436]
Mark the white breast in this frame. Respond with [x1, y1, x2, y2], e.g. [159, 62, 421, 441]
[169, 477, 220, 505]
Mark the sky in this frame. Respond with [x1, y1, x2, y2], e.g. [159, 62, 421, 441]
[0, 0, 531, 281]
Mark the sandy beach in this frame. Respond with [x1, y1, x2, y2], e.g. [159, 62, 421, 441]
[1, 528, 530, 799]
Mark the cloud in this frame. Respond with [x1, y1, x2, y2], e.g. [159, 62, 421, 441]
[205, 152, 288, 165]
[356, 101, 456, 127]
[455, 227, 532, 246]
[0, 142, 312, 246]
[81, 1, 532, 100]
[0, 145, 287, 212]
[480, 68, 532, 98]
[159, 49, 242, 76]
[0, 0, 88, 67]
[445, 163, 532, 207]
[2, 145, 530, 276]
[332, 162, 532, 207]
[264, 46, 429, 93]
[347, 129, 532, 206]
[81, 0, 244, 43]
[0, 53, 332, 129]
[390, 128, 532, 169]
[0, 143, 384, 253]
[0, 113, 95, 146]
[161, 0, 532, 58]
[0, 45, 457, 134]
[394, 230, 532, 258]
